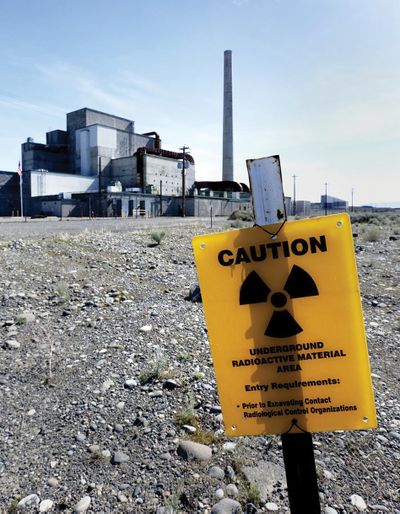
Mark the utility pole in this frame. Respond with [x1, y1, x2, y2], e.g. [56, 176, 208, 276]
[17, 161, 24, 218]
[180, 145, 190, 217]
[324, 182, 328, 216]
[292, 174, 297, 216]
[98, 156, 102, 217]
[351, 188, 354, 212]
[159, 179, 163, 216]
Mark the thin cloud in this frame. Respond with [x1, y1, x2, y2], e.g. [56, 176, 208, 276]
[0, 95, 65, 117]
[37, 62, 128, 111]
[119, 70, 161, 94]
[35, 61, 165, 120]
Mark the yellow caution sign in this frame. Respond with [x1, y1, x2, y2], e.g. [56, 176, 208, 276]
[192, 214, 376, 436]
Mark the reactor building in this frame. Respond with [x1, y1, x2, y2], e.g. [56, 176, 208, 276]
[19, 107, 197, 217]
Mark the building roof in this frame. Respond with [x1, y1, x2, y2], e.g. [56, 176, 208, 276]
[67, 107, 133, 124]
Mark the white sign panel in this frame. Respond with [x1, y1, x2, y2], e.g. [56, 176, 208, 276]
[246, 155, 286, 225]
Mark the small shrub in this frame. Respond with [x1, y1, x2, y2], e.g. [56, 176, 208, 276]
[7, 499, 19, 513]
[175, 396, 198, 427]
[232, 456, 261, 505]
[178, 352, 190, 362]
[55, 281, 70, 304]
[363, 227, 381, 242]
[229, 210, 254, 222]
[242, 483, 261, 505]
[175, 410, 198, 427]
[163, 487, 186, 511]
[232, 457, 247, 475]
[150, 231, 166, 245]
[192, 371, 205, 381]
[139, 355, 170, 384]
[190, 429, 221, 445]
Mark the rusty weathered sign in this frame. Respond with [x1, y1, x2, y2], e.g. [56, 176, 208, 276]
[247, 155, 286, 225]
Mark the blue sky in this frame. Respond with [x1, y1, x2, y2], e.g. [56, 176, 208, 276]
[1, 0, 399, 206]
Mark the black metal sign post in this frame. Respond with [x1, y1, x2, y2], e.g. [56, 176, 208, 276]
[282, 432, 321, 513]
[247, 156, 321, 514]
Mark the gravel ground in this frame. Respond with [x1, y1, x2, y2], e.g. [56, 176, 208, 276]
[0, 217, 399, 513]
[0, 217, 215, 238]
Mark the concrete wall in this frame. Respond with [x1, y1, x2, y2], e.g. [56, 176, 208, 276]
[86, 110, 133, 131]
[111, 157, 137, 189]
[22, 141, 69, 173]
[30, 170, 98, 197]
[75, 125, 116, 175]
[26, 190, 252, 219]
[67, 108, 133, 142]
[75, 125, 154, 175]
[46, 130, 68, 145]
[295, 200, 311, 217]
[115, 130, 153, 157]
[0, 171, 20, 216]
[41, 199, 61, 216]
[67, 108, 135, 172]
[144, 154, 195, 196]
[105, 194, 166, 217]
[37, 193, 176, 218]
[39, 199, 93, 218]
[187, 196, 251, 217]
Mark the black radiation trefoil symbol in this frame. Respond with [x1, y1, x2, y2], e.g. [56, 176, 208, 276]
[239, 265, 319, 338]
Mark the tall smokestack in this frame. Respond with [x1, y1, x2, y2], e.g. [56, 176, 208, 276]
[222, 50, 234, 182]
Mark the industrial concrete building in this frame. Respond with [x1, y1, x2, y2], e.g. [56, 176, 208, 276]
[0, 106, 250, 218]
[320, 194, 348, 211]
[293, 200, 311, 217]
[19, 107, 198, 216]
[22, 107, 196, 194]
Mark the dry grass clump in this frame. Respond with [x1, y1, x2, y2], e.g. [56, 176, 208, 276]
[175, 396, 198, 427]
[228, 210, 254, 222]
[174, 396, 222, 445]
[189, 430, 221, 445]
[363, 227, 381, 242]
[139, 355, 172, 384]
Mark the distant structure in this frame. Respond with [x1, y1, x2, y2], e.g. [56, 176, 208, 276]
[320, 194, 348, 211]
[222, 50, 234, 182]
[294, 200, 311, 217]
